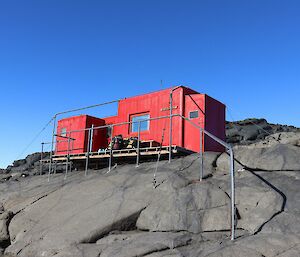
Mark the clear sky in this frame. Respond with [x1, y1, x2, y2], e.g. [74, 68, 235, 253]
[0, 0, 299, 168]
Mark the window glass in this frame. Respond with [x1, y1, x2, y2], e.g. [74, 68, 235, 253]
[131, 114, 150, 132]
[61, 128, 67, 137]
[189, 111, 199, 119]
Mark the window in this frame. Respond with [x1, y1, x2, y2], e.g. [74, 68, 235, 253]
[61, 128, 67, 137]
[189, 111, 199, 119]
[131, 114, 150, 132]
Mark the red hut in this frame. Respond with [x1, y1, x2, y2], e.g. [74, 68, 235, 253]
[55, 86, 225, 155]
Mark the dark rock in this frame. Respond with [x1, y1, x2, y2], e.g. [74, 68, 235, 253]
[0, 211, 13, 248]
[226, 118, 300, 145]
[12, 159, 26, 168]
[25, 153, 42, 167]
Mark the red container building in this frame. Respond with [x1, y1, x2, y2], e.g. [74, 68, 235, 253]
[55, 86, 225, 155]
[55, 115, 107, 155]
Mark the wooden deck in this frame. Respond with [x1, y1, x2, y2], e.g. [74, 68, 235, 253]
[50, 145, 193, 162]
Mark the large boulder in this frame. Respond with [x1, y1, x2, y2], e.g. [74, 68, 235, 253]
[5, 169, 187, 257]
[226, 118, 300, 145]
[216, 143, 300, 172]
[255, 132, 300, 147]
[236, 144, 300, 171]
[1, 152, 299, 256]
[5, 152, 50, 175]
[214, 171, 283, 234]
[96, 231, 191, 257]
[233, 233, 300, 257]
[136, 182, 231, 233]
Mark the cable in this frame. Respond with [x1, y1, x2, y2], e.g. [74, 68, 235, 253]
[15, 116, 55, 160]
[152, 119, 167, 188]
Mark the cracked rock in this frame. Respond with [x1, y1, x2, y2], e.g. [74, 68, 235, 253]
[136, 182, 231, 233]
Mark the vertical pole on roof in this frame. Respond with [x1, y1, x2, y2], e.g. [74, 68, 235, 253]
[40, 142, 44, 175]
[85, 128, 91, 176]
[65, 134, 71, 180]
[229, 147, 235, 240]
[48, 115, 57, 182]
[136, 121, 141, 167]
[169, 92, 173, 163]
[108, 125, 114, 172]
[199, 129, 203, 181]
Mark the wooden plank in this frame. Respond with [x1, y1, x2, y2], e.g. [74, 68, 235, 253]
[51, 145, 191, 163]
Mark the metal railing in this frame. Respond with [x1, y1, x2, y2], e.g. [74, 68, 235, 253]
[43, 87, 235, 240]
[45, 113, 235, 240]
[47, 99, 121, 183]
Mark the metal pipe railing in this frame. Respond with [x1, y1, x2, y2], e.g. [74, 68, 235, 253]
[177, 114, 235, 240]
[48, 115, 56, 182]
[85, 128, 91, 176]
[199, 129, 203, 181]
[136, 121, 141, 167]
[108, 125, 114, 172]
[48, 99, 121, 181]
[45, 113, 235, 240]
[169, 86, 181, 163]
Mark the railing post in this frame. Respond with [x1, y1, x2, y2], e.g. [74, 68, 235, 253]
[40, 142, 44, 175]
[169, 93, 173, 163]
[108, 125, 114, 172]
[65, 134, 71, 180]
[48, 115, 56, 182]
[85, 128, 91, 176]
[229, 147, 235, 240]
[90, 125, 94, 152]
[199, 129, 203, 181]
[136, 121, 141, 167]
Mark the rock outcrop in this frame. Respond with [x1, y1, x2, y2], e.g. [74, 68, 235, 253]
[226, 118, 300, 145]
[0, 120, 299, 256]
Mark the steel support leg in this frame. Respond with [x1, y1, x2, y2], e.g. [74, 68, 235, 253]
[108, 125, 114, 172]
[229, 147, 235, 240]
[199, 129, 203, 181]
[48, 115, 56, 182]
[65, 136, 71, 180]
[40, 143, 44, 175]
[169, 94, 173, 163]
[85, 128, 91, 176]
[136, 121, 141, 167]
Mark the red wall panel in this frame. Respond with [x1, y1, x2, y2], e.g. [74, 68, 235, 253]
[204, 95, 226, 152]
[184, 94, 205, 152]
[112, 87, 184, 147]
[55, 115, 106, 155]
[54, 86, 226, 155]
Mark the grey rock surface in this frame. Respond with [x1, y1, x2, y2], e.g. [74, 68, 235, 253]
[136, 182, 231, 233]
[226, 118, 300, 145]
[1, 130, 300, 256]
[217, 142, 300, 172]
[0, 211, 13, 248]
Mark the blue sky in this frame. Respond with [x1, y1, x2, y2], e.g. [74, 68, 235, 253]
[0, 0, 299, 168]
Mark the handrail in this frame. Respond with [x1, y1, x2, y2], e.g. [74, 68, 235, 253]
[45, 113, 235, 241]
[48, 99, 121, 181]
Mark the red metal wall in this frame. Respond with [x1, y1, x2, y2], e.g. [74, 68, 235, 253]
[55, 115, 106, 155]
[86, 116, 107, 151]
[204, 95, 226, 152]
[184, 94, 205, 152]
[112, 87, 184, 147]
[55, 86, 226, 155]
